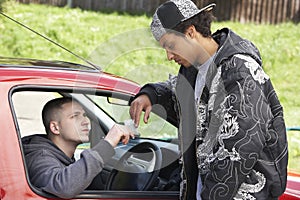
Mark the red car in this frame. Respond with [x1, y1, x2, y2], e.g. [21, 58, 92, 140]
[0, 56, 179, 199]
[0, 57, 299, 200]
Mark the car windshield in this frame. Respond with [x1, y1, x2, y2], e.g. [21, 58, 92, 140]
[87, 94, 177, 140]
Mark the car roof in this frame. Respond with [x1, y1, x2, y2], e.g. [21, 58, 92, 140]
[0, 56, 98, 71]
[0, 57, 141, 95]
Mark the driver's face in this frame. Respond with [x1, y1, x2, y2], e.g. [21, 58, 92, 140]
[57, 101, 91, 144]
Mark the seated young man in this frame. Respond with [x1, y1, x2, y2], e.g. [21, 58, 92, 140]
[22, 97, 134, 198]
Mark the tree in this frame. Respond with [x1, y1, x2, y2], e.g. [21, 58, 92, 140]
[0, 0, 9, 12]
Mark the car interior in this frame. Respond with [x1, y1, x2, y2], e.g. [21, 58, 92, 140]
[11, 87, 181, 198]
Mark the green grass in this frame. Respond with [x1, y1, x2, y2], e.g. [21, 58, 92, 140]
[1, 2, 300, 171]
[287, 130, 300, 172]
[2, 3, 299, 127]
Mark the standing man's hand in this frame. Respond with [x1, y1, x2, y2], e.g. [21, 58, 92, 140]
[129, 94, 152, 127]
[104, 124, 135, 147]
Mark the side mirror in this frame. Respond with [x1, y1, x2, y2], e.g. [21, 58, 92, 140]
[107, 97, 129, 106]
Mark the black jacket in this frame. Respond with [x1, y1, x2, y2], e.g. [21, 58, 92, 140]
[134, 28, 288, 199]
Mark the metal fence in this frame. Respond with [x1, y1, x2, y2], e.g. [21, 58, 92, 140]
[16, 0, 300, 23]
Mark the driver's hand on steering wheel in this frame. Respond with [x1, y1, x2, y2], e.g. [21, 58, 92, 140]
[104, 124, 135, 147]
[129, 94, 152, 128]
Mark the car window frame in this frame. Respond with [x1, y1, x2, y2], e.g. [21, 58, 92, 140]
[9, 85, 180, 199]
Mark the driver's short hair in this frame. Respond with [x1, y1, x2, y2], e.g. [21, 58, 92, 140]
[42, 97, 76, 135]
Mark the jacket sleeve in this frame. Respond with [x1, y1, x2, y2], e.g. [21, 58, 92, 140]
[201, 55, 280, 199]
[132, 75, 179, 127]
[29, 140, 114, 199]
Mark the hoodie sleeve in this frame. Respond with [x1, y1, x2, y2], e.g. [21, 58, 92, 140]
[28, 139, 114, 199]
[131, 76, 179, 127]
[201, 54, 280, 199]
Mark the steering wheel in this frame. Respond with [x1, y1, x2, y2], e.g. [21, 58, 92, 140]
[106, 142, 162, 191]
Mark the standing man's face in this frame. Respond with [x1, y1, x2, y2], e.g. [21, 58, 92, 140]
[56, 101, 91, 145]
[159, 33, 196, 68]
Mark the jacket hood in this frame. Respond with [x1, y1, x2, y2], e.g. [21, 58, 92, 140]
[22, 134, 74, 165]
[213, 28, 262, 66]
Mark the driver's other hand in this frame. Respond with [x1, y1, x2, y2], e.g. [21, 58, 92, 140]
[129, 94, 152, 128]
[104, 124, 135, 147]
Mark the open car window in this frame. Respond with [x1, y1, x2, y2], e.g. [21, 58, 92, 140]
[12, 91, 60, 137]
[87, 95, 177, 140]
[11, 89, 180, 199]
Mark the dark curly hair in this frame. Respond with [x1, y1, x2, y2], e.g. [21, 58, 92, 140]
[173, 11, 215, 38]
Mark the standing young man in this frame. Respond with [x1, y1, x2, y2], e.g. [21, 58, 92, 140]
[130, 0, 288, 199]
[23, 97, 134, 198]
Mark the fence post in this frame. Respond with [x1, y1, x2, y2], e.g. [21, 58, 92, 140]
[67, 0, 72, 8]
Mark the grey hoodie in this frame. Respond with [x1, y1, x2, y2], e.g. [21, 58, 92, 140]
[22, 134, 114, 198]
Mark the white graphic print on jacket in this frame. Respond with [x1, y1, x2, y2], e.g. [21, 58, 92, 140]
[195, 54, 270, 199]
